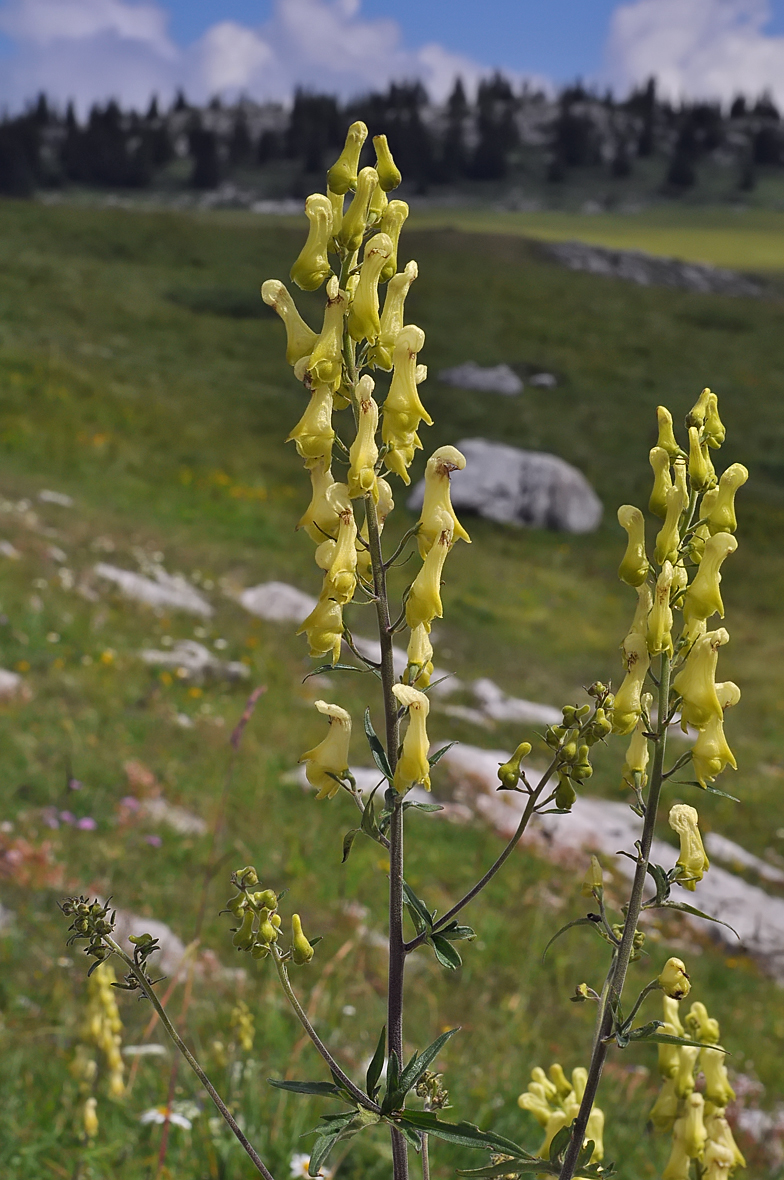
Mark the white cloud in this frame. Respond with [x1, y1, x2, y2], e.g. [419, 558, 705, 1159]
[0, 0, 492, 112]
[606, 0, 784, 106]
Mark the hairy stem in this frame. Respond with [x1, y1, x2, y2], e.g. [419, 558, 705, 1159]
[272, 947, 380, 1112]
[559, 654, 671, 1180]
[365, 494, 408, 1180]
[104, 936, 275, 1180]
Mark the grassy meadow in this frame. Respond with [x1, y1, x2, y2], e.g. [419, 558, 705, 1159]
[1, 198, 784, 1178]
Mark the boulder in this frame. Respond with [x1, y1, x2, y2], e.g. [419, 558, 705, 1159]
[408, 438, 602, 533]
[237, 581, 317, 622]
[438, 361, 523, 396]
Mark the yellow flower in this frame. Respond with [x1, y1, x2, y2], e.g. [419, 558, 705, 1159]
[498, 741, 533, 790]
[290, 194, 333, 291]
[382, 324, 431, 484]
[368, 260, 418, 370]
[702, 1139, 736, 1180]
[628, 580, 653, 637]
[617, 504, 649, 585]
[650, 1078, 680, 1132]
[416, 445, 471, 556]
[286, 382, 334, 469]
[655, 482, 687, 566]
[291, 914, 315, 965]
[658, 957, 691, 1000]
[688, 425, 713, 493]
[669, 804, 709, 891]
[648, 560, 674, 655]
[337, 166, 379, 254]
[621, 692, 652, 787]
[373, 134, 402, 192]
[376, 200, 410, 283]
[691, 712, 737, 787]
[392, 683, 431, 793]
[610, 631, 651, 735]
[581, 854, 604, 897]
[681, 1092, 708, 1159]
[405, 526, 452, 632]
[682, 533, 737, 634]
[658, 995, 685, 1080]
[701, 1047, 735, 1108]
[297, 461, 351, 544]
[297, 590, 344, 664]
[325, 508, 358, 604]
[327, 120, 368, 195]
[706, 463, 748, 535]
[656, 405, 684, 460]
[299, 700, 352, 799]
[327, 186, 343, 246]
[347, 376, 379, 500]
[704, 1111, 745, 1169]
[83, 1096, 99, 1139]
[347, 234, 393, 344]
[702, 391, 726, 449]
[261, 280, 318, 366]
[405, 623, 434, 688]
[685, 1000, 720, 1045]
[305, 277, 349, 392]
[672, 628, 729, 729]
[649, 447, 673, 519]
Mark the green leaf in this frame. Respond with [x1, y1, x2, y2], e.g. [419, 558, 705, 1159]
[630, 1029, 724, 1051]
[366, 1026, 386, 1101]
[399, 1027, 460, 1095]
[671, 779, 740, 802]
[268, 1079, 343, 1097]
[397, 1122, 424, 1151]
[657, 900, 739, 938]
[402, 801, 444, 814]
[428, 742, 457, 767]
[541, 916, 601, 962]
[364, 708, 393, 781]
[437, 921, 476, 942]
[456, 1163, 558, 1178]
[303, 663, 368, 681]
[396, 1111, 533, 1158]
[430, 935, 463, 970]
[402, 882, 433, 931]
[360, 787, 382, 841]
[386, 1050, 400, 1095]
[308, 1132, 341, 1176]
[341, 828, 361, 863]
[645, 863, 671, 904]
[548, 1123, 573, 1162]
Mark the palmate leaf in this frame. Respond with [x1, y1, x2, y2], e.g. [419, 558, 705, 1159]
[364, 708, 393, 781]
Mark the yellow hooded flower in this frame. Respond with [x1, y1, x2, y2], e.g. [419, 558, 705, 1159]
[680, 1092, 708, 1159]
[306, 276, 349, 392]
[337, 166, 379, 254]
[347, 375, 379, 500]
[287, 382, 334, 469]
[327, 120, 368, 195]
[376, 199, 409, 283]
[657, 405, 685, 460]
[650, 1078, 680, 1133]
[687, 387, 713, 430]
[291, 914, 315, 965]
[704, 1111, 745, 1169]
[392, 683, 431, 793]
[290, 194, 333, 291]
[706, 463, 748, 535]
[688, 425, 713, 492]
[703, 391, 726, 449]
[648, 561, 674, 655]
[655, 483, 688, 566]
[669, 803, 709, 891]
[297, 590, 344, 664]
[617, 504, 649, 585]
[682, 533, 737, 633]
[406, 526, 452, 632]
[298, 461, 351, 543]
[701, 1047, 735, 1108]
[611, 631, 651, 735]
[382, 324, 431, 484]
[347, 234, 393, 344]
[356, 477, 394, 582]
[692, 712, 737, 787]
[327, 186, 343, 247]
[628, 580, 653, 637]
[417, 445, 471, 556]
[658, 995, 685, 1080]
[325, 507, 358, 604]
[83, 1096, 99, 1139]
[685, 1000, 720, 1045]
[261, 280, 318, 366]
[405, 622, 434, 688]
[373, 134, 402, 192]
[672, 628, 729, 729]
[369, 260, 418, 370]
[621, 693, 652, 787]
[649, 447, 674, 519]
[498, 741, 533, 790]
[299, 700, 352, 799]
[659, 957, 691, 1000]
[702, 1139, 736, 1180]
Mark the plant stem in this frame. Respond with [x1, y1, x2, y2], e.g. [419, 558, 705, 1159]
[104, 936, 275, 1180]
[271, 948, 380, 1112]
[365, 494, 408, 1180]
[558, 653, 671, 1180]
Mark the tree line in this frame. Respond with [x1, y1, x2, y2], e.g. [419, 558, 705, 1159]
[1, 77, 782, 198]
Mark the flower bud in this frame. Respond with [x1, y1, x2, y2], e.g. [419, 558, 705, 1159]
[617, 505, 649, 586]
[706, 463, 748, 535]
[611, 631, 651, 735]
[555, 771, 576, 811]
[548, 1063, 572, 1098]
[233, 908, 255, 951]
[688, 426, 712, 493]
[299, 700, 352, 799]
[686, 387, 712, 430]
[392, 683, 431, 793]
[368, 180, 388, 225]
[406, 526, 452, 632]
[703, 391, 726, 449]
[675, 1045, 700, 1099]
[377, 200, 409, 283]
[287, 383, 335, 468]
[621, 697, 651, 787]
[682, 533, 737, 631]
[656, 405, 684, 460]
[347, 376, 379, 500]
[337, 166, 379, 254]
[497, 741, 532, 789]
[417, 445, 470, 556]
[648, 561, 674, 655]
[659, 956, 691, 999]
[306, 276, 349, 392]
[83, 1096, 99, 1139]
[655, 483, 687, 566]
[297, 589, 344, 664]
[347, 234, 393, 344]
[327, 121, 368, 195]
[291, 913, 315, 965]
[672, 628, 728, 728]
[368, 260, 418, 369]
[405, 622, 434, 688]
[373, 134, 402, 192]
[290, 194, 333, 291]
[649, 447, 673, 519]
[691, 712, 737, 787]
[669, 804, 709, 891]
[261, 280, 318, 366]
[581, 854, 604, 897]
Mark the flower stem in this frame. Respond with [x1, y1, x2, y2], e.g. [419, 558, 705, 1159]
[558, 653, 671, 1180]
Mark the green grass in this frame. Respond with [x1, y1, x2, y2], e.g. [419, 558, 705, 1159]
[0, 199, 783, 1178]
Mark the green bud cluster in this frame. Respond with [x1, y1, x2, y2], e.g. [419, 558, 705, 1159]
[61, 896, 116, 968]
[224, 866, 315, 967]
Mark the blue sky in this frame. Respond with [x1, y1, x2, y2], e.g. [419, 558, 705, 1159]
[2, 0, 784, 112]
